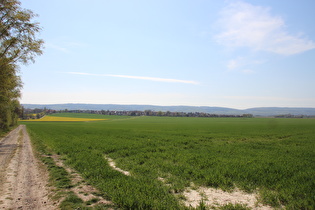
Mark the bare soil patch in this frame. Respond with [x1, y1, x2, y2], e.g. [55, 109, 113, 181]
[105, 156, 131, 176]
[104, 156, 272, 209]
[183, 186, 273, 209]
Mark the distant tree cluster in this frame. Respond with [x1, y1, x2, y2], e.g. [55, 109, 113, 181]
[274, 114, 315, 118]
[0, 0, 43, 131]
[20, 107, 55, 120]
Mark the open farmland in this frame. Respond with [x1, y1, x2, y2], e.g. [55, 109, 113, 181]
[21, 114, 315, 209]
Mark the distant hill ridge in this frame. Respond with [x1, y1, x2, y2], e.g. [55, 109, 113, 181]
[22, 104, 315, 116]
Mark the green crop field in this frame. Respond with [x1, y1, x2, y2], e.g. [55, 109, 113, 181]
[21, 113, 315, 209]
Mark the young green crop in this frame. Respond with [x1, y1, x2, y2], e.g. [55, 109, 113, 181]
[21, 116, 315, 209]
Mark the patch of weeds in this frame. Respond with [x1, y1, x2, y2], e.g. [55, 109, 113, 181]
[196, 199, 207, 210]
[217, 203, 251, 210]
[260, 189, 282, 208]
[177, 193, 187, 200]
[92, 191, 112, 201]
[91, 191, 103, 197]
[43, 156, 72, 189]
[28, 130, 72, 190]
[26, 129, 73, 207]
[72, 182, 81, 188]
[52, 191, 68, 202]
[86, 198, 100, 205]
[59, 191, 85, 209]
[93, 203, 117, 209]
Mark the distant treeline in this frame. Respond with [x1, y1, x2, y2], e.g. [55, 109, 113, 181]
[21, 108, 315, 119]
[21, 107, 255, 118]
[20, 108, 46, 120]
[274, 114, 315, 118]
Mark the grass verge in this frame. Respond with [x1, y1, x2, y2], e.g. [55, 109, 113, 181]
[26, 127, 113, 209]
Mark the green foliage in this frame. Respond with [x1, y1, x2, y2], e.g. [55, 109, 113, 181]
[0, 0, 43, 131]
[22, 116, 315, 209]
[197, 199, 207, 210]
[59, 191, 85, 210]
[27, 128, 74, 207]
[85, 198, 99, 206]
[0, 60, 21, 130]
[217, 203, 250, 210]
[0, 0, 44, 64]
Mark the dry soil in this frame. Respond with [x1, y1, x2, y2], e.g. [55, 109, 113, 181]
[0, 125, 56, 209]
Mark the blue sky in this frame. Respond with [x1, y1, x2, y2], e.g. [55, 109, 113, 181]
[19, 0, 315, 109]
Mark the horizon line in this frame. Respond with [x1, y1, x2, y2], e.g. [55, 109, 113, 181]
[20, 103, 315, 110]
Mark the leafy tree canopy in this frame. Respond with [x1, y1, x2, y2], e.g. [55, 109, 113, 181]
[0, 0, 43, 64]
[0, 0, 43, 130]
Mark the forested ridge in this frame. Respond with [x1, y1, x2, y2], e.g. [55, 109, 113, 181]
[0, 0, 43, 131]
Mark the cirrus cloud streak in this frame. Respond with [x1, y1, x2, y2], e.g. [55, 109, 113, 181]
[66, 72, 199, 85]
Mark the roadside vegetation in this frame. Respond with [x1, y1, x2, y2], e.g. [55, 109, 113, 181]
[28, 119, 115, 209]
[21, 114, 315, 209]
[0, 0, 43, 132]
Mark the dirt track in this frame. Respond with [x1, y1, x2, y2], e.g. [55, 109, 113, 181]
[0, 125, 56, 209]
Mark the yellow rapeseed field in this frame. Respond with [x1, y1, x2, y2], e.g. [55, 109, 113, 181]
[20, 116, 107, 122]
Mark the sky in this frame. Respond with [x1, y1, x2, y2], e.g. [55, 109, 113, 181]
[19, 0, 315, 109]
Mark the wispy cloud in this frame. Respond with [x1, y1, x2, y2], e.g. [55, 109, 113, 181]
[46, 43, 69, 53]
[241, 69, 255, 74]
[226, 57, 263, 74]
[227, 57, 245, 70]
[46, 41, 88, 53]
[215, 1, 315, 55]
[67, 72, 199, 85]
